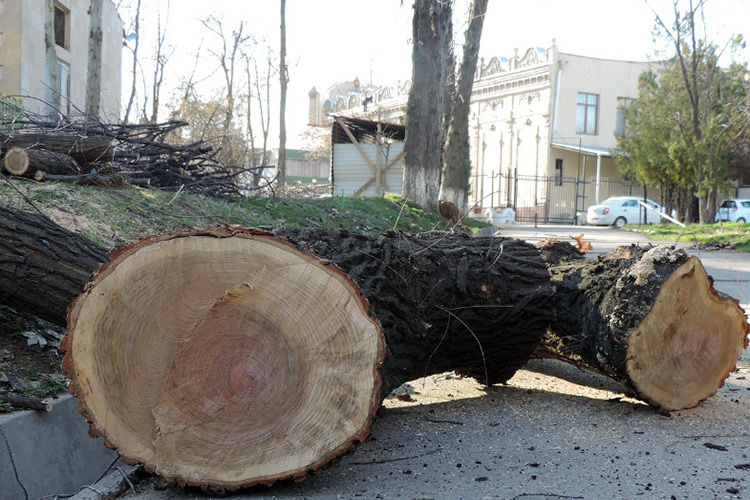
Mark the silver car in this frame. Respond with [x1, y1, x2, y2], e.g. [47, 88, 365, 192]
[715, 199, 750, 223]
[586, 196, 663, 228]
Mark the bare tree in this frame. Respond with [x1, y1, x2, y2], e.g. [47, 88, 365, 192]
[122, 0, 141, 123]
[440, 0, 489, 213]
[44, 0, 60, 115]
[148, 0, 172, 124]
[244, 47, 274, 187]
[85, 0, 104, 120]
[201, 15, 252, 166]
[278, 0, 288, 187]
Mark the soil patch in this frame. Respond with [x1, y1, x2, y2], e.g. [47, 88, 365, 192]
[0, 306, 67, 411]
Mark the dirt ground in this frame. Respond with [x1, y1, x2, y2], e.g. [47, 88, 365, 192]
[0, 306, 67, 406]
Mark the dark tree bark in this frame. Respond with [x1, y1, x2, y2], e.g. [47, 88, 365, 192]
[278, 228, 555, 396]
[403, 0, 453, 211]
[440, 0, 489, 213]
[537, 244, 749, 411]
[0, 204, 108, 326]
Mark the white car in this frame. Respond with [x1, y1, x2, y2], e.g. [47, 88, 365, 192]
[715, 199, 750, 223]
[586, 196, 663, 228]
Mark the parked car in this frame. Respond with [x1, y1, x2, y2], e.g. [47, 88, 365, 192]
[714, 199, 750, 223]
[586, 196, 664, 227]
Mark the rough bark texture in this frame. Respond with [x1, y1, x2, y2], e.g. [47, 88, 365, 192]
[3, 147, 80, 177]
[278, 228, 556, 396]
[43, 0, 60, 114]
[403, 0, 453, 211]
[4, 133, 112, 164]
[440, 0, 489, 213]
[0, 204, 108, 326]
[85, 0, 104, 119]
[538, 244, 749, 411]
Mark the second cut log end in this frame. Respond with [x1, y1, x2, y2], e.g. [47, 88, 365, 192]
[626, 256, 749, 411]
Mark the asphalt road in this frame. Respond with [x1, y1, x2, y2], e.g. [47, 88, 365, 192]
[114, 225, 750, 500]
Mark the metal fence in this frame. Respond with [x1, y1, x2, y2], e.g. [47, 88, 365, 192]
[476, 172, 663, 224]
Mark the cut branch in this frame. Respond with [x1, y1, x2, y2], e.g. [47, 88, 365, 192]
[538, 244, 749, 411]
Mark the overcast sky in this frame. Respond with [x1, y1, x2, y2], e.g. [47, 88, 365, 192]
[118, 0, 750, 148]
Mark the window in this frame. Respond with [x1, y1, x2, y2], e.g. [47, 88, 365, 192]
[576, 92, 598, 135]
[616, 97, 635, 136]
[57, 59, 70, 114]
[554, 159, 563, 186]
[54, 4, 69, 49]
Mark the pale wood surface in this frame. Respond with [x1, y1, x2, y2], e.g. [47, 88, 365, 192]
[64, 228, 384, 489]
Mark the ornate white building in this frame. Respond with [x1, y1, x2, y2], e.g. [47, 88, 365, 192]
[311, 43, 657, 223]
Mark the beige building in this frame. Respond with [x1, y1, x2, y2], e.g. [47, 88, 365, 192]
[0, 0, 122, 119]
[314, 43, 658, 223]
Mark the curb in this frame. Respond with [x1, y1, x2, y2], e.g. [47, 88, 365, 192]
[0, 395, 119, 500]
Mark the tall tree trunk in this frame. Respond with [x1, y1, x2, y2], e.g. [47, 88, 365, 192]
[85, 0, 104, 121]
[277, 0, 287, 187]
[44, 0, 60, 116]
[440, 0, 488, 214]
[403, 0, 452, 211]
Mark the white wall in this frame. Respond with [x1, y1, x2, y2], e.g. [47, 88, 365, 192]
[0, 0, 121, 118]
[332, 142, 404, 197]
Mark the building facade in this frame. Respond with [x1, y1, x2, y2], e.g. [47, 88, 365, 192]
[312, 43, 658, 223]
[0, 0, 122, 119]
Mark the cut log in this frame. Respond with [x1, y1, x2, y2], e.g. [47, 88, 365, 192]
[538, 244, 749, 411]
[4, 133, 111, 164]
[0, 204, 109, 326]
[3, 146, 80, 177]
[62, 227, 555, 490]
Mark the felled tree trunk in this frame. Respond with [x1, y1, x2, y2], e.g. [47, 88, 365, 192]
[538, 244, 749, 411]
[3, 133, 112, 163]
[63, 227, 555, 490]
[3, 146, 80, 177]
[277, 228, 555, 395]
[0, 204, 108, 326]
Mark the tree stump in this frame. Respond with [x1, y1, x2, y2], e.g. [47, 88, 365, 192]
[538, 244, 749, 411]
[63, 227, 556, 490]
